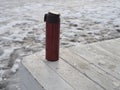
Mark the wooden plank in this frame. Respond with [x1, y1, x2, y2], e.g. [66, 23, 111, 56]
[60, 49, 120, 90]
[22, 53, 74, 90]
[71, 44, 120, 80]
[88, 38, 120, 46]
[37, 52, 104, 90]
[94, 38, 120, 57]
[15, 63, 45, 90]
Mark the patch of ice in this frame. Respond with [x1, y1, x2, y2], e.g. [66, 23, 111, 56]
[0, 20, 34, 34]
[113, 19, 120, 26]
[0, 48, 18, 61]
[0, 17, 11, 22]
[0, 49, 4, 56]
[1, 31, 28, 42]
[0, 69, 4, 81]
[36, 34, 45, 41]
[15, 59, 21, 63]
[11, 64, 19, 73]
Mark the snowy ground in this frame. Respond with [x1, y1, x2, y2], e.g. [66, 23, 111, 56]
[0, 0, 120, 89]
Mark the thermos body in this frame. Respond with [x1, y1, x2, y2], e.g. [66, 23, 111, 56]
[44, 11, 60, 61]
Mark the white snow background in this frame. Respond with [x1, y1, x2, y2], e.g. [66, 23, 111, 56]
[0, 0, 120, 89]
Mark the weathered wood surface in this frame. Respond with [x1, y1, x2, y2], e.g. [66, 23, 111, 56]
[94, 38, 120, 57]
[22, 38, 120, 90]
[22, 53, 74, 90]
[71, 39, 120, 81]
[15, 63, 45, 90]
[60, 49, 120, 90]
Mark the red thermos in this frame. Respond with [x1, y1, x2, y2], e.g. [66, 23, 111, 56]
[44, 11, 60, 61]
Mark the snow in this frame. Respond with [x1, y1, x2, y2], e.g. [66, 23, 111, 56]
[0, 69, 4, 81]
[11, 64, 19, 73]
[0, 0, 120, 89]
[0, 48, 15, 61]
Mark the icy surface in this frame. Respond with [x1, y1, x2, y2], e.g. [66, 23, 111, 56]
[0, 0, 120, 89]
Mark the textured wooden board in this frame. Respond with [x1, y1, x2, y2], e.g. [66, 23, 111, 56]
[15, 63, 45, 90]
[23, 51, 104, 90]
[71, 45, 120, 80]
[94, 38, 120, 57]
[71, 38, 120, 81]
[60, 49, 120, 90]
[22, 53, 74, 90]
[22, 38, 120, 90]
[37, 54, 104, 90]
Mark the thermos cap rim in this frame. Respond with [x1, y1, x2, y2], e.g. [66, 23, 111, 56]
[49, 10, 60, 15]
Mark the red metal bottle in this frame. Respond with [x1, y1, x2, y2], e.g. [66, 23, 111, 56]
[44, 11, 60, 61]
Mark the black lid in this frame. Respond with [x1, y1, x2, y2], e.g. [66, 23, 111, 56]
[44, 11, 60, 23]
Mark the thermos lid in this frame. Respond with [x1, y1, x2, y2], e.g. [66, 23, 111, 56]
[44, 11, 60, 23]
[49, 11, 60, 16]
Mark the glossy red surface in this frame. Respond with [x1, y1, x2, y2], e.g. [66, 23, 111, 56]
[46, 22, 60, 61]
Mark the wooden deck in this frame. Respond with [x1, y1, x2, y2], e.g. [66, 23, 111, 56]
[22, 38, 120, 90]
[15, 63, 45, 90]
